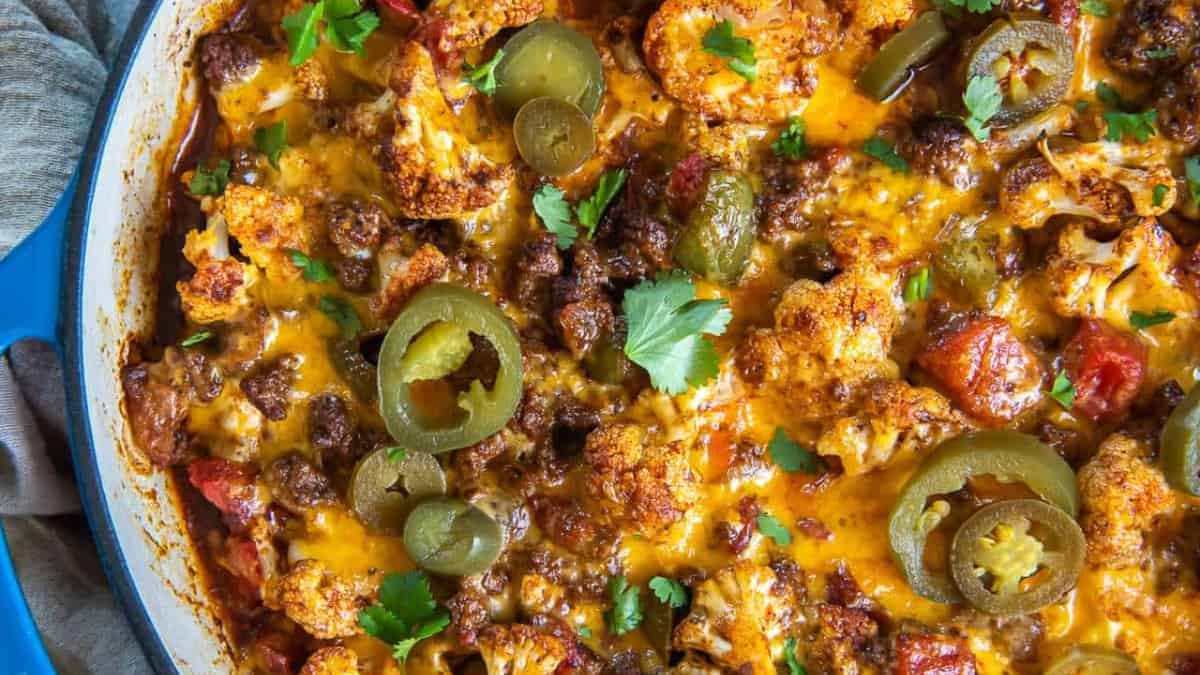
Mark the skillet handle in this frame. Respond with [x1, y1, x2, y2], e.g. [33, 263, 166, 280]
[0, 174, 78, 674]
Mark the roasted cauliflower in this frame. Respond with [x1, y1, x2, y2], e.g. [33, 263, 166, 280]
[1078, 433, 1173, 568]
[673, 561, 801, 675]
[421, 0, 543, 52]
[999, 139, 1175, 229]
[815, 380, 971, 475]
[477, 624, 568, 675]
[262, 559, 376, 639]
[582, 423, 701, 536]
[197, 35, 326, 131]
[299, 646, 360, 675]
[380, 42, 512, 218]
[643, 0, 835, 122]
[222, 184, 311, 277]
[177, 215, 259, 324]
[370, 240, 449, 322]
[736, 268, 900, 421]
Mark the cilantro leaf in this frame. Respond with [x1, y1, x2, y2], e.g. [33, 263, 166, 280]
[962, 75, 1003, 142]
[904, 267, 931, 303]
[287, 248, 334, 282]
[1186, 156, 1200, 203]
[622, 270, 732, 394]
[180, 330, 214, 348]
[464, 49, 506, 96]
[605, 576, 643, 635]
[380, 570, 437, 622]
[189, 159, 230, 196]
[648, 576, 687, 609]
[1049, 371, 1075, 410]
[392, 613, 450, 662]
[1153, 183, 1169, 207]
[1074, 100, 1090, 113]
[863, 135, 908, 173]
[1096, 81, 1124, 108]
[361, 571, 449, 664]
[1130, 309, 1175, 330]
[1103, 109, 1157, 142]
[327, 10, 380, 56]
[576, 169, 628, 238]
[757, 512, 792, 546]
[767, 427, 825, 474]
[1145, 46, 1176, 59]
[937, 0, 1000, 13]
[359, 605, 409, 645]
[1079, 0, 1111, 16]
[785, 637, 807, 675]
[772, 117, 808, 160]
[318, 295, 362, 337]
[282, 1, 325, 66]
[385, 446, 408, 462]
[254, 120, 289, 169]
[533, 184, 576, 250]
[702, 20, 757, 82]
[577, 626, 593, 638]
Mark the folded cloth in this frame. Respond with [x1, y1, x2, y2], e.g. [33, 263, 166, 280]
[0, 0, 151, 670]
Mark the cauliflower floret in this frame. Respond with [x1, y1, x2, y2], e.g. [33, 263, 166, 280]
[222, 184, 310, 277]
[999, 139, 1175, 229]
[838, 0, 914, 35]
[177, 215, 258, 324]
[815, 380, 971, 476]
[1078, 433, 1173, 568]
[370, 240, 449, 322]
[197, 35, 325, 131]
[736, 269, 900, 422]
[670, 653, 726, 675]
[380, 42, 512, 218]
[1044, 218, 1192, 325]
[582, 423, 701, 536]
[263, 559, 376, 639]
[299, 646, 360, 675]
[478, 624, 568, 675]
[673, 562, 801, 675]
[422, 0, 543, 52]
[643, 0, 836, 122]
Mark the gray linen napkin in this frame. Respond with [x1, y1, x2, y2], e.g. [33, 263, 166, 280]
[0, 0, 152, 670]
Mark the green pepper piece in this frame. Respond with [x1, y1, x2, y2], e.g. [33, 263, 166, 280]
[494, 20, 606, 118]
[949, 499, 1085, 615]
[329, 336, 378, 403]
[674, 170, 757, 285]
[642, 592, 675, 659]
[857, 12, 951, 101]
[888, 431, 1079, 603]
[378, 283, 523, 454]
[514, 97, 596, 177]
[962, 16, 1073, 125]
[403, 496, 504, 576]
[1161, 384, 1200, 495]
[1044, 646, 1140, 675]
[348, 448, 447, 534]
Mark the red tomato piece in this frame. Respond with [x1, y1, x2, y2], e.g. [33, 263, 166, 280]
[222, 535, 264, 588]
[917, 315, 1045, 425]
[187, 457, 263, 526]
[1062, 319, 1147, 423]
[378, 0, 419, 20]
[894, 633, 978, 675]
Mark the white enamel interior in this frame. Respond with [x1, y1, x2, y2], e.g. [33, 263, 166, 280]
[77, 0, 238, 670]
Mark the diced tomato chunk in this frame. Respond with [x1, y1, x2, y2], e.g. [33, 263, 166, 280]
[378, 0, 419, 21]
[894, 633, 978, 675]
[411, 19, 457, 75]
[223, 535, 264, 587]
[917, 314, 1045, 425]
[1062, 319, 1147, 423]
[665, 153, 709, 217]
[187, 457, 263, 526]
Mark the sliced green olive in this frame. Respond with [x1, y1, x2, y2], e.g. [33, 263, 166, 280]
[1161, 384, 1200, 496]
[949, 499, 1085, 615]
[378, 284, 523, 454]
[403, 496, 504, 576]
[349, 448, 446, 534]
[1044, 646, 1140, 675]
[857, 11, 951, 101]
[674, 170, 757, 285]
[514, 97, 595, 177]
[963, 16, 1074, 125]
[495, 20, 605, 118]
[888, 431, 1079, 603]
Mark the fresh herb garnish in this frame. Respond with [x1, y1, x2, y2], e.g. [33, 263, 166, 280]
[463, 49, 506, 96]
[1145, 47, 1176, 59]
[904, 267, 932, 303]
[1096, 81, 1124, 108]
[385, 447, 408, 462]
[1103, 109, 1157, 142]
[1130, 309, 1175, 330]
[359, 571, 450, 663]
[577, 626, 593, 638]
[576, 169, 628, 238]
[622, 270, 732, 395]
[702, 20, 757, 82]
[180, 330, 214, 348]
[282, 0, 378, 65]
[648, 576, 687, 609]
[189, 160, 230, 196]
[1079, 0, 1111, 17]
[1074, 100, 1090, 113]
[318, 295, 362, 336]
[605, 576, 643, 636]
[767, 427, 825, 474]
[1048, 371, 1075, 410]
[772, 117, 808, 160]
[287, 248, 334, 282]
[1153, 183, 1170, 207]
[785, 637, 808, 675]
[962, 75, 1003, 142]
[533, 184, 576, 250]
[863, 135, 909, 173]
[757, 512, 792, 547]
[936, 0, 1001, 12]
[1185, 155, 1200, 203]
[254, 120, 289, 169]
